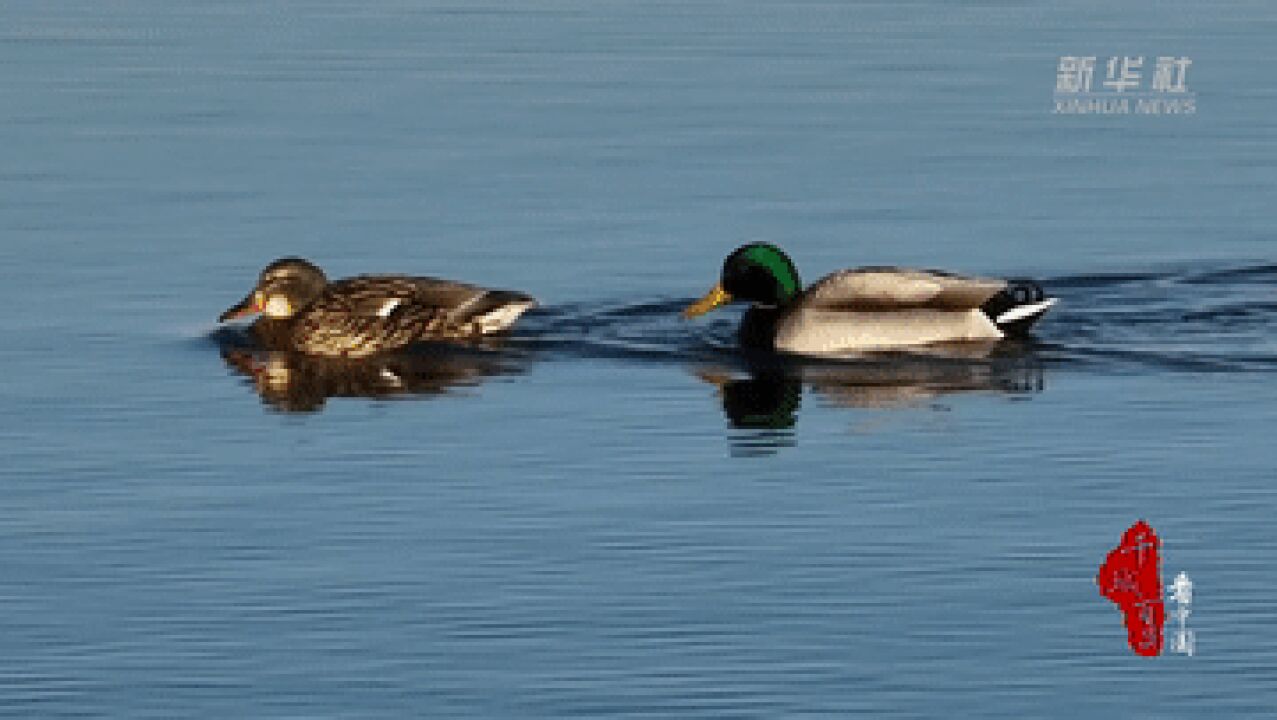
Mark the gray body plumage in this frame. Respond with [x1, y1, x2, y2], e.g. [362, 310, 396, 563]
[746, 267, 1053, 354]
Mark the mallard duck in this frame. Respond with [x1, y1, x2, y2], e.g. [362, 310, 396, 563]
[683, 243, 1055, 354]
[218, 257, 536, 358]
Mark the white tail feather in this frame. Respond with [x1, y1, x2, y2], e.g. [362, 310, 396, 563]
[996, 298, 1057, 325]
[474, 301, 535, 334]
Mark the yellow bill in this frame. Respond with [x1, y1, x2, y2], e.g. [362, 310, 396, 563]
[683, 283, 733, 319]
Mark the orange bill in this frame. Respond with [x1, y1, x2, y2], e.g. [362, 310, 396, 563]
[219, 290, 264, 322]
[682, 283, 733, 319]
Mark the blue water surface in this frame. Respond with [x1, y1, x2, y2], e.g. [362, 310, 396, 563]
[2, 1, 1276, 717]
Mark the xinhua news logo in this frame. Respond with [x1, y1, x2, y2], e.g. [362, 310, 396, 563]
[1053, 56, 1196, 115]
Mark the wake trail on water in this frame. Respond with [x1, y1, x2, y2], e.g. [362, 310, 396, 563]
[206, 261, 1277, 376]
[1034, 261, 1277, 373]
[513, 261, 1277, 374]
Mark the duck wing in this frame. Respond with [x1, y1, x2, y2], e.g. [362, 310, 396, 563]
[323, 276, 478, 316]
[799, 267, 1007, 310]
[771, 268, 1056, 354]
[325, 276, 535, 324]
[295, 275, 536, 354]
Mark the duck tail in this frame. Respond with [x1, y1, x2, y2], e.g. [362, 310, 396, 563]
[981, 280, 1056, 337]
[463, 290, 538, 334]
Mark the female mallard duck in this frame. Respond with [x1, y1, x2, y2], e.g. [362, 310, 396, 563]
[683, 243, 1055, 354]
[218, 257, 536, 358]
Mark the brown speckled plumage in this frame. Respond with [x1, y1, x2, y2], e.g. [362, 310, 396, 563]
[220, 259, 536, 358]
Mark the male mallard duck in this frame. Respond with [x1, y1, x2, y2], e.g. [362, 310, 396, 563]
[683, 243, 1055, 354]
[218, 257, 536, 358]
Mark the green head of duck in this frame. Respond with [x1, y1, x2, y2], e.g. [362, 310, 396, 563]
[684, 243, 802, 318]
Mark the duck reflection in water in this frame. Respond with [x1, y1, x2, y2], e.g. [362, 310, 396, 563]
[695, 342, 1045, 454]
[215, 324, 528, 413]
